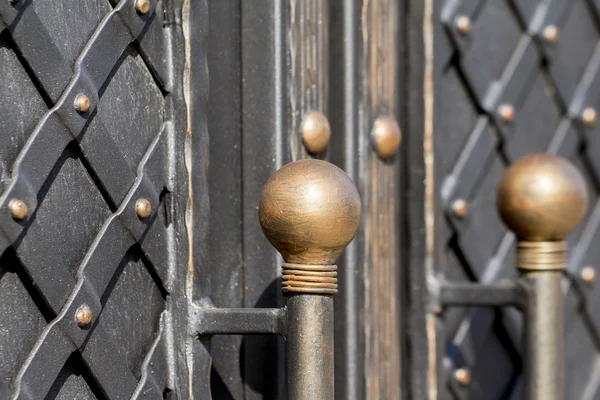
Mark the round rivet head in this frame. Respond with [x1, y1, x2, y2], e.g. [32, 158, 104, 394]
[136, 0, 151, 14]
[498, 103, 516, 123]
[581, 266, 596, 284]
[582, 107, 597, 126]
[451, 198, 468, 219]
[135, 199, 152, 219]
[259, 159, 361, 265]
[454, 15, 472, 35]
[75, 304, 92, 328]
[302, 111, 331, 154]
[74, 94, 91, 113]
[497, 153, 588, 241]
[454, 368, 472, 386]
[371, 117, 402, 159]
[9, 199, 27, 220]
[543, 24, 559, 44]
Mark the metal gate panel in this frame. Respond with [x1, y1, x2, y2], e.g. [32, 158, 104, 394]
[423, 0, 600, 399]
[0, 0, 198, 397]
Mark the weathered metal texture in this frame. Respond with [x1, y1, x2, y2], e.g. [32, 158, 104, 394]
[521, 272, 564, 400]
[428, 0, 600, 398]
[0, 0, 200, 397]
[286, 294, 335, 400]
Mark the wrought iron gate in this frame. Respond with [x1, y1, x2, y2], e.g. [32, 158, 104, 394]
[2, 0, 600, 399]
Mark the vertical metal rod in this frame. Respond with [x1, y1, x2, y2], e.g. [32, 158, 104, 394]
[286, 294, 335, 400]
[522, 272, 564, 400]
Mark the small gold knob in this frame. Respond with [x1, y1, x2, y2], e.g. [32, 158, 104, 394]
[136, 0, 151, 14]
[454, 368, 472, 385]
[454, 15, 472, 35]
[371, 117, 402, 159]
[9, 199, 28, 220]
[542, 25, 559, 44]
[581, 266, 596, 284]
[135, 199, 152, 219]
[75, 304, 93, 328]
[259, 160, 361, 265]
[302, 111, 331, 154]
[582, 107, 597, 126]
[74, 94, 91, 113]
[498, 103, 516, 123]
[451, 198, 468, 218]
[497, 153, 588, 241]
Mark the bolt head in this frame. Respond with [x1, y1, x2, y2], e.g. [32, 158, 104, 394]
[136, 199, 152, 219]
[302, 111, 331, 154]
[371, 117, 402, 159]
[581, 266, 596, 284]
[259, 160, 361, 265]
[454, 368, 472, 385]
[74, 94, 91, 113]
[498, 103, 516, 123]
[451, 198, 468, 219]
[75, 304, 92, 328]
[582, 107, 597, 126]
[497, 154, 588, 241]
[9, 199, 27, 220]
[543, 24, 559, 44]
[454, 15, 472, 35]
[136, 0, 151, 15]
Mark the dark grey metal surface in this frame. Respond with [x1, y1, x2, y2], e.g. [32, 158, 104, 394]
[430, 0, 600, 399]
[0, 0, 200, 397]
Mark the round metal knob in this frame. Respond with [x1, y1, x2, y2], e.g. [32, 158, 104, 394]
[259, 159, 361, 265]
[496, 153, 588, 241]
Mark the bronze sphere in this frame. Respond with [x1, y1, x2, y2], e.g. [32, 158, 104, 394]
[259, 159, 361, 265]
[302, 111, 331, 154]
[496, 153, 588, 241]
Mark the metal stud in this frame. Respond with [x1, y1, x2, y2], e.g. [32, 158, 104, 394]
[581, 266, 596, 284]
[371, 117, 402, 159]
[451, 198, 468, 219]
[74, 94, 91, 114]
[498, 103, 516, 123]
[75, 304, 92, 328]
[136, 198, 152, 219]
[582, 107, 597, 126]
[454, 15, 472, 35]
[542, 24, 559, 44]
[136, 0, 151, 15]
[302, 111, 331, 154]
[8, 199, 27, 220]
[454, 368, 472, 386]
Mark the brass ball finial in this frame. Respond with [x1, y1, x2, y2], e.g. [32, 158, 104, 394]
[259, 159, 361, 265]
[497, 153, 588, 242]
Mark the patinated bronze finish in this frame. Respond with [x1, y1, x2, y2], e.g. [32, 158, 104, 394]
[497, 153, 587, 243]
[301, 111, 331, 154]
[371, 117, 402, 159]
[259, 159, 361, 400]
[259, 159, 361, 266]
[496, 153, 588, 400]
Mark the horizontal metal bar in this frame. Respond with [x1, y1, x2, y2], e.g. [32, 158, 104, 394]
[195, 307, 287, 336]
[438, 280, 527, 310]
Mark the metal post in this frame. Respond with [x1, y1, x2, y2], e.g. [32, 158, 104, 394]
[497, 153, 588, 400]
[258, 159, 361, 400]
[286, 294, 335, 400]
[521, 271, 563, 399]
